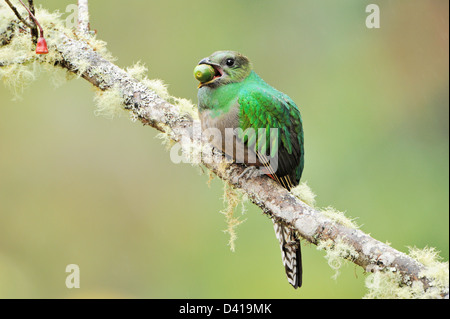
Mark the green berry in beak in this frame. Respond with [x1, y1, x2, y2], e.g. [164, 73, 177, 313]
[194, 64, 215, 83]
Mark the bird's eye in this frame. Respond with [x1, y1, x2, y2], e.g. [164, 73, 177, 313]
[225, 58, 235, 67]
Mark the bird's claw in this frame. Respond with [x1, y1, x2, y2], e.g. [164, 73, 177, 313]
[234, 166, 262, 184]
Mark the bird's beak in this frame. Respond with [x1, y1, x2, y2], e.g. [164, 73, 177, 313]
[198, 58, 211, 65]
[197, 58, 223, 88]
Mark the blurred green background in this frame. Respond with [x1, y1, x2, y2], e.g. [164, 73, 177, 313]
[0, 0, 448, 298]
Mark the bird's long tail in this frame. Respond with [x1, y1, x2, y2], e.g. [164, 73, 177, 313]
[272, 219, 302, 288]
[257, 153, 303, 288]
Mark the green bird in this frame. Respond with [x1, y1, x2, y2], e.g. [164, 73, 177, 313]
[194, 51, 305, 288]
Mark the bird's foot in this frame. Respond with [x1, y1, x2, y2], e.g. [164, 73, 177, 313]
[234, 166, 262, 184]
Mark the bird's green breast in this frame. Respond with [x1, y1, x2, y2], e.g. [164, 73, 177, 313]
[197, 71, 264, 118]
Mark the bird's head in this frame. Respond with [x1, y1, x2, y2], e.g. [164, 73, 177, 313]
[194, 51, 252, 88]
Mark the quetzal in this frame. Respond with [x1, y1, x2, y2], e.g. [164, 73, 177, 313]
[194, 51, 305, 288]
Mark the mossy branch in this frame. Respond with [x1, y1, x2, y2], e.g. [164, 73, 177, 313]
[0, 4, 447, 299]
[4, 0, 31, 28]
[77, 0, 89, 35]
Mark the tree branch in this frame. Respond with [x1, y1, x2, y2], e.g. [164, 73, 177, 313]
[0, 7, 448, 298]
[77, 0, 89, 35]
[26, 0, 38, 43]
[3, 0, 31, 28]
[16, 0, 41, 38]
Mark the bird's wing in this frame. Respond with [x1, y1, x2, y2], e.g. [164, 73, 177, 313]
[237, 84, 304, 188]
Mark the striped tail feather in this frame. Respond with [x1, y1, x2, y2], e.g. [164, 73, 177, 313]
[255, 152, 303, 288]
[272, 219, 302, 288]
